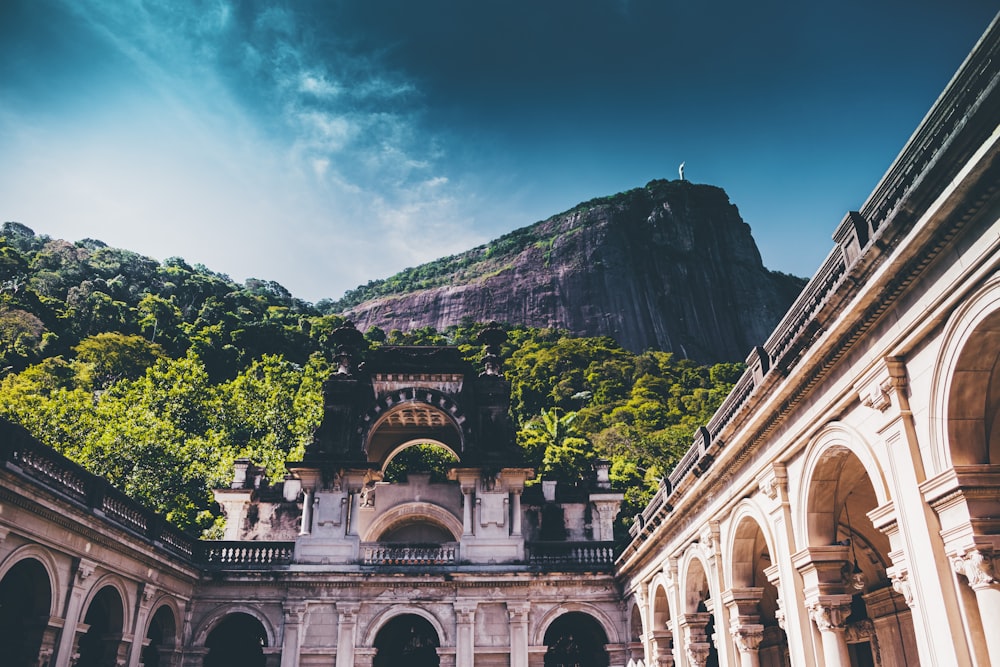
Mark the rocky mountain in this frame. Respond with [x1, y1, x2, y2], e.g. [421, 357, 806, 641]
[336, 180, 805, 363]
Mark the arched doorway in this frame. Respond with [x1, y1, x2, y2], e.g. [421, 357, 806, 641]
[77, 586, 126, 667]
[204, 612, 267, 667]
[0, 558, 52, 667]
[373, 614, 440, 667]
[543, 611, 610, 667]
[143, 605, 177, 667]
[805, 443, 917, 666]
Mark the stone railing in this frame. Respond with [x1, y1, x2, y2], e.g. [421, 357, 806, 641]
[198, 541, 295, 568]
[360, 542, 459, 566]
[623, 16, 1000, 555]
[527, 541, 616, 568]
[0, 421, 197, 560]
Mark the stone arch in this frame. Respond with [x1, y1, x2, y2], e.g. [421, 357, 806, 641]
[678, 548, 713, 614]
[362, 605, 449, 647]
[362, 501, 464, 543]
[533, 603, 622, 646]
[79, 574, 132, 634]
[798, 422, 891, 549]
[360, 388, 470, 468]
[799, 423, 916, 664]
[725, 505, 788, 662]
[0, 544, 61, 618]
[629, 601, 644, 642]
[650, 579, 672, 630]
[77, 583, 128, 667]
[725, 501, 777, 589]
[372, 612, 441, 667]
[193, 605, 278, 648]
[381, 438, 460, 475]
[0, 553, 54, 667]
[542, 610, 611, 667]
[203, 612, 269, 667]
[930, 274, 1000, 473]
[142, 603, 180, 667]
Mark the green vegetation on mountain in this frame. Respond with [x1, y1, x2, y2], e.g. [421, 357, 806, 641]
[0, 222, 739, 536]
[323, 185, 660, 312]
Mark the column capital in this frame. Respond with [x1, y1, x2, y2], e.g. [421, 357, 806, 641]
[507, 601, 531, 623]
[685, 642, 711, 667]
[806, 596, 854, 632]
[730, 624, 764, 653]
[336, 602, 361, 622]
[952, 548, 999, 590]
[454, 601, 477, 625]
[887, 566, 916, 607]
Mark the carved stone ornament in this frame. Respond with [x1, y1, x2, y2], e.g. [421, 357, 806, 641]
[756, 463, 787, 502]
[889, 569, 916, 607]
[731, 625, 764, 653]
[685, 642, 711, 667]
[76, 559, 97, 582]
[843, 619, 875, 644]
[952, 549, 999, 589]
[454, 603, 476, 625]
[807, 600, 852, 632]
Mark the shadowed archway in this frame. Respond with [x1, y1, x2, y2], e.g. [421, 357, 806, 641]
[373, 613, 440, 667]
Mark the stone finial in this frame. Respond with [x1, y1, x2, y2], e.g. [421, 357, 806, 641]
[477, 321, 507, 377]
[331, 321, 366, 376]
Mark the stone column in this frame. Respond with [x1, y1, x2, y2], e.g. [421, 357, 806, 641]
[806, 597, 853, 667]
[508, 602, 530, 667]
[462, 487, 473, 535]
[858, 357, 970, 666]
[455, 602, 477, 667]
[299, 486, 315, 536]
[677, 613, 711, 667]
[756, 463, 810, 665]
[53, 559, 96, 667]
[280, 602, 305, 667]
[127, 583, 157, 667]
[334, 603, 359, 667]
[952, 549, 1000, 666]
[722, 588, 764, 667]
[511, 489, 522, 536]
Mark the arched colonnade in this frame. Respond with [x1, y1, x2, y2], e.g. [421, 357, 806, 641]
[624, 276, 1000, 667]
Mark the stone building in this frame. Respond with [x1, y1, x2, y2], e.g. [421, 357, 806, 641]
[0, 322, 625, 667]
[617, 13, 1000, 667]
[1, 12, 999, 667]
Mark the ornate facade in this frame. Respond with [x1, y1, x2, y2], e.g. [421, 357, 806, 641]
[2, 12, 999, 667]
[617, 14, 1000, 667]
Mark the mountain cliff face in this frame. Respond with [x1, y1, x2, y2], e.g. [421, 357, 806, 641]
[340, 180, 804, 362]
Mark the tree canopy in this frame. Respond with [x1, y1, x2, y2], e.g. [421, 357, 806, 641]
[0, 225, 740, 537]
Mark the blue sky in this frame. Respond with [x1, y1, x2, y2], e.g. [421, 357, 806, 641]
[1, 1, 995, 303]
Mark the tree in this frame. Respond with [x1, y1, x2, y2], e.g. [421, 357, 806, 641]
[73, 333, 166, 390]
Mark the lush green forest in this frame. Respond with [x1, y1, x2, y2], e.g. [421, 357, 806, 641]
[0, 223, 739, 536]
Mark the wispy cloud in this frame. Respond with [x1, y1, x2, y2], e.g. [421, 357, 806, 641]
[18, 0, 484, 298]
